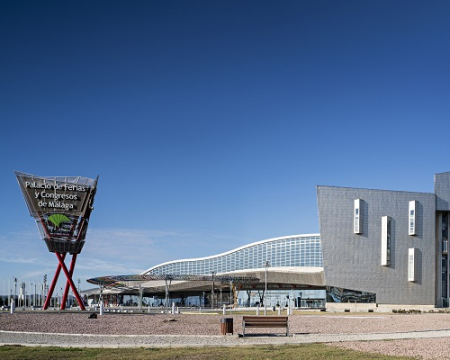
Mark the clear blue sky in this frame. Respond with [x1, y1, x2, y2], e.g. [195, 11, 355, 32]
[1, 1, 449, 293]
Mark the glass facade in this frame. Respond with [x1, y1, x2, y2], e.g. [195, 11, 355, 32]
[145, 235, 322, 276]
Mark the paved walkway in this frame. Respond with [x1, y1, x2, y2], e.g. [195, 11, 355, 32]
[2, 328, 450, 348]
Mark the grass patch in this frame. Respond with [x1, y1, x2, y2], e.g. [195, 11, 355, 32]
[0, 344, 414, 360]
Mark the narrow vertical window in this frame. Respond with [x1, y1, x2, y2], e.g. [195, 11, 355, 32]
[381, 216, 391, 266]
[354, 199, 362, 234]
[408, 248, 416, 282]
[442, 257, 448, 298]
[409, 201, 417, 236]
[442, 213, 448, 254]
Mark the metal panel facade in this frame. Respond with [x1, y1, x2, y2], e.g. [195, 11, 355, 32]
[435, 172, 450, 211]
[317, 186, 436, 305]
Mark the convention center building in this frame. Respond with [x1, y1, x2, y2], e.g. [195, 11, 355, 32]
[89, 171, 450, 309]
[142, 234, 325, 308]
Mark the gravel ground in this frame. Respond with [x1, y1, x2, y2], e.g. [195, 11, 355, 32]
[334, 338, 450, 360]
[2, 311, 450, 359]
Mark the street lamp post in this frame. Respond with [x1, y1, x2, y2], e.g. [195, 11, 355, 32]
[8, 278, 11, 306]
[28, 281, 31, 307]
[14, 278, 17, 307]
[211, 271, 216, 310]
[264, 260, 270, 315]
[2, 277, 5, 306]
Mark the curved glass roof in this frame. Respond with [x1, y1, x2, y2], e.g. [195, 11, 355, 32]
[143, 234, 322, 276]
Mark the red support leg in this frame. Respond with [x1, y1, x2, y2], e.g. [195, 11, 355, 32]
[43, 253, 66, 310]
[55, 252, 85, 310]
[61, 254, 78, 310]
[61, 218, 87, 310]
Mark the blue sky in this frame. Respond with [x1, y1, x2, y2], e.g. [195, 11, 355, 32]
[1, 1, 449, 293]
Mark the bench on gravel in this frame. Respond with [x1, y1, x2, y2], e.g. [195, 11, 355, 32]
[242, 316, 289, 337]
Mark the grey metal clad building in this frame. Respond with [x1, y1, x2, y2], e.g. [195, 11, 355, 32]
[317, 171, 450, 307]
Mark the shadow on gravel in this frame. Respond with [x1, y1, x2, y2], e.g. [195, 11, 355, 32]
[237, 334, 293, 338]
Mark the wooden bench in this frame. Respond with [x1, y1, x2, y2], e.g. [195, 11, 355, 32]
[242, 316, 289, 337]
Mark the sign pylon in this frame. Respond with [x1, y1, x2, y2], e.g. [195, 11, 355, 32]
[15, 171, 98, 310]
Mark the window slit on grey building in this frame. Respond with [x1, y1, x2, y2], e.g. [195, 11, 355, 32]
[354, 199, 362, 234]
[409, 200, 417, 236]
[381, 216, 391, 266]
[408, 248, 417, 282]
[442, 213, 448, 299]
